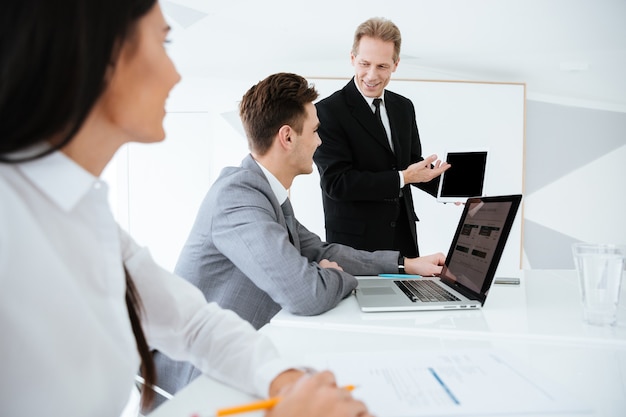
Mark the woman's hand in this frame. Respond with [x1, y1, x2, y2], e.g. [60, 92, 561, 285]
[266, 370, 373, 417]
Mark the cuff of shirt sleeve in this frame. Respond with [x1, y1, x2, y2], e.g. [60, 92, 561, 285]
[398, 170, 405, 189]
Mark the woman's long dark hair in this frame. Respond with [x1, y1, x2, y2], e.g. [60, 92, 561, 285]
[125, 267, 156, 408]
[1, 0, 159, 408]
[0, 0, 154, 161]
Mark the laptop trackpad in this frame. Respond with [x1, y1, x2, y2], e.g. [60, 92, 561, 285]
[361, 287, 396, 296]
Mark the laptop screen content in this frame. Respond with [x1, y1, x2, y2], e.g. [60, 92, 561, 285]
[441, 200, 514, 295]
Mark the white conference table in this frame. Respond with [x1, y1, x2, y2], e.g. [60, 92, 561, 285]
[149, 270, 626, 417]
[271, 269, 626, 347]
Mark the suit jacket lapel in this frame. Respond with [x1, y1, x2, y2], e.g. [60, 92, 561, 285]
[344, 79, 394, 155]
[241, 154, 299, 249]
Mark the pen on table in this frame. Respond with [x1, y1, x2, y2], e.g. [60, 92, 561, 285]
[378, 273, 422, 279]
[194, 384, 356, 417]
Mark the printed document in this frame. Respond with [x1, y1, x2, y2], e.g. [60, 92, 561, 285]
[306, 349, 589, 416]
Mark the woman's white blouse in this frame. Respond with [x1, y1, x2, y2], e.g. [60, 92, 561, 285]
[0, 151, 296, 417]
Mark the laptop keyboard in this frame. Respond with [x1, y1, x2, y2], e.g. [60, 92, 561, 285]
[394, 280, 460, 303]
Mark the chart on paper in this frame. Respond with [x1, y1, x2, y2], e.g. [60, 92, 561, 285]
[305, 349, 589, 417]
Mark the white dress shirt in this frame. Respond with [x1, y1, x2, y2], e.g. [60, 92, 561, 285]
[0, 149, 298, 417]
[255, 158, 289, 204]
[362, 95, 393, 149]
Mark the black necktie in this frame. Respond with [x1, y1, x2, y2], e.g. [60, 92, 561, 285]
[281, 199, 300, 250]
[373, 98, 385, 136]
[374, 98, 396, 154]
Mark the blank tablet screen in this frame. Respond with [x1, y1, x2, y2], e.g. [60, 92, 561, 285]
[437, 151, 488, 201]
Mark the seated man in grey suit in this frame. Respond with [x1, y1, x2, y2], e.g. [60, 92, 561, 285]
[152, 72, 445, 401]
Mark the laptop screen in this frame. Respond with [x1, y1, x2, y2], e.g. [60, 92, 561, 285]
[440, 195, 522, 302]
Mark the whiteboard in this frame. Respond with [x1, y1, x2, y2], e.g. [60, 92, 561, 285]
[290, 78, 525, 275]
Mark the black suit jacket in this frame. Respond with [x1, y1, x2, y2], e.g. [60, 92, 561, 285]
[314, 78, 438, 255]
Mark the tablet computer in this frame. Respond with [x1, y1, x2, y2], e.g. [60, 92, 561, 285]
[437, 149, 489, 203]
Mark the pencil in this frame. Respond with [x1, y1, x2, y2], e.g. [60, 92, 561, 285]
[215, 385, 356, 416]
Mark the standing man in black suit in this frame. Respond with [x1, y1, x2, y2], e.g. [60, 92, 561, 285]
[314, 17, 450, 258]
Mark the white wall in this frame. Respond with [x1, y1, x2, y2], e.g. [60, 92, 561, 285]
[522, 98, 626, 269]
[103, 75, 267, 271]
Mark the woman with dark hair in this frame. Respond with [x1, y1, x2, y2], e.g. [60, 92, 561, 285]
[0, 2, 372, 417]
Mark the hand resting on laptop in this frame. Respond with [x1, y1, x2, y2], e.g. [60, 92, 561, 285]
[405, 253, 446, 276]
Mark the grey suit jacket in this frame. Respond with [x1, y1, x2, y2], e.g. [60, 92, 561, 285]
[151, 154, 399, 401]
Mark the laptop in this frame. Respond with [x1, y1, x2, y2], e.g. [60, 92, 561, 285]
[355, 194, 522, 312]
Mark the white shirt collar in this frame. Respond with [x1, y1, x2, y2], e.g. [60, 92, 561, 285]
[17, 148, 101, 212]
[253, 159, 289, 204]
